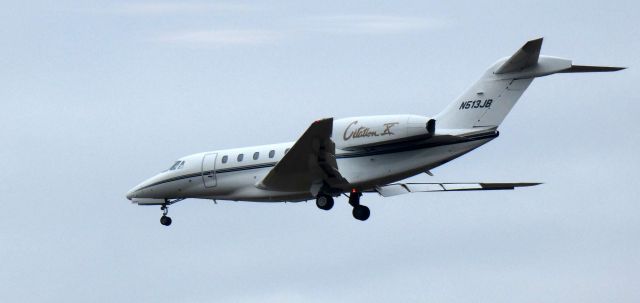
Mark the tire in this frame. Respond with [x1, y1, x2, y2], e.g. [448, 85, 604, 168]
[160, 215, 172, 226]
[352, 205, 370, 221]
[316, 195, 334, 210]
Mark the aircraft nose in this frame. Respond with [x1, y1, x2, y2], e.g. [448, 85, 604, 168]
[126, 186, 139, 201]
[126, 175, 158, 201]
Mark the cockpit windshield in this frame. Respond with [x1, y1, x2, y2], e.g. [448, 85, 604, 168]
[167, 160, 185, 171]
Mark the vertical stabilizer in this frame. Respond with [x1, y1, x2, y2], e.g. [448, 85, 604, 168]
[435, 38, 624, 130]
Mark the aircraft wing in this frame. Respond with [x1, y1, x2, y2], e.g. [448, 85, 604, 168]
[374, 182, 541, 197]
[257, 118, 350, 194]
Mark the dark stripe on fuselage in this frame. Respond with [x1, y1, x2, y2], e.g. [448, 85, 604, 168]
[135, 132, 498, 191]
[335, 132, 497, 159]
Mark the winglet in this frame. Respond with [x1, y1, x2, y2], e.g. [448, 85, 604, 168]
[494, 38, 544, 74]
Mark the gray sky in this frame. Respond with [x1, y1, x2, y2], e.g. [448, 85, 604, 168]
[1, 1, 638, 302]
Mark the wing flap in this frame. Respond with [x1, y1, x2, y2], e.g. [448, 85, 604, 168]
[375, 182, 541, 197]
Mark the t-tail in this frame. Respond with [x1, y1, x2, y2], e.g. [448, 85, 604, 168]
[435, 38, 625, 130]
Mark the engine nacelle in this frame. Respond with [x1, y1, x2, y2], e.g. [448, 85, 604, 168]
[333, 115, 434, 150]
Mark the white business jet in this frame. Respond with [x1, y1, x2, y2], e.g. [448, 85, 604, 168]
[126, 38, 624, 226]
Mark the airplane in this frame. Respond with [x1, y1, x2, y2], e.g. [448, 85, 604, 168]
[126, 38, 624, 226]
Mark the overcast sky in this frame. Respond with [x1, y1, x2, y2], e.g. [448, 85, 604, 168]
[1, 1, 638, 302]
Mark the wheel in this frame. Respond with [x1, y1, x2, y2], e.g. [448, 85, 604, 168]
[316, 195, 334, 210]
[160, 216, 172, 226]
[352, 205, 370, 221]
[160, 215, 172, 226]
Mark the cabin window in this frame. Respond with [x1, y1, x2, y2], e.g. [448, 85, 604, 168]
[221, 155, 228, 164]
[237, 154, 244, 162]
[285, 148, 291, 154]
[269, 150, 275, 158]
[253, 152, 259, 160]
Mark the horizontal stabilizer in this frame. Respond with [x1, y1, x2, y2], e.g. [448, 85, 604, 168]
[374, 182, 541, 197]
[494, 38, 543, 74]
[559, 65, 626, 73]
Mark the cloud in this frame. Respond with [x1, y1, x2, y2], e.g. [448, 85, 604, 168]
[143, 13, 445, 48]
[309, 15, 446, 34]
[113, 2, 253, 15]
[156, 29, 282, 46]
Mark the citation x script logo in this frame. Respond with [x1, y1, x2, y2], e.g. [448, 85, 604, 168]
[343, 121, 400, 141]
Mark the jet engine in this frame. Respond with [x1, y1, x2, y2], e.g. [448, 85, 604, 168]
[332, 115, 435, 150]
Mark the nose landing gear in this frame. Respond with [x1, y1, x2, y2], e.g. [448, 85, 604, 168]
[160, 205, 172, 226]
[157, 199, 184, 226]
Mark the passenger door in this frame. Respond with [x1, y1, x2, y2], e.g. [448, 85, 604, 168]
[201, 153, 218, 188]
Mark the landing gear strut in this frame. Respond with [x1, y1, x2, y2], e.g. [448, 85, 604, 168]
[160, 205, 172, 226]
[349, 191, 370, 221]
[316, 194, 334, 210]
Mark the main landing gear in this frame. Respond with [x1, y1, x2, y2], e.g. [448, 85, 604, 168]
[349, 191, 370, 221]
[160, 204, 172, 226]
[315, 191, 370, 221]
